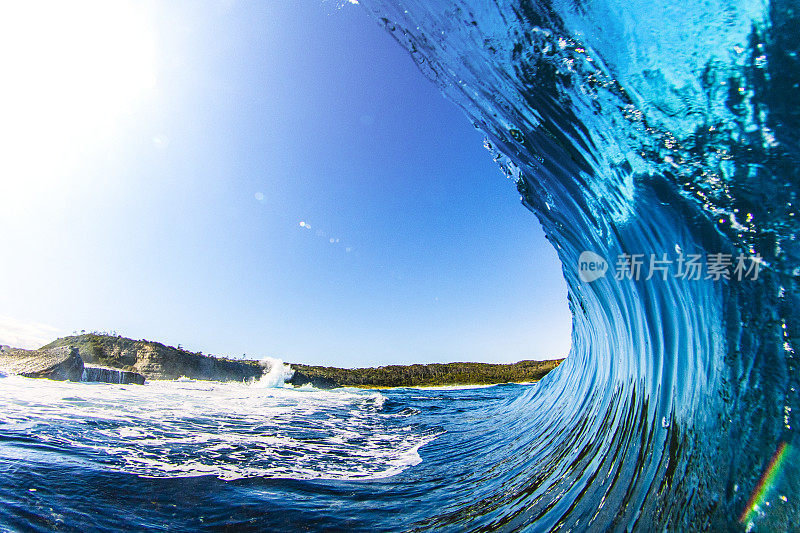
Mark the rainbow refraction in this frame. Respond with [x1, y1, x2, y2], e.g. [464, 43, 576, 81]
[739, 442, 791, 525]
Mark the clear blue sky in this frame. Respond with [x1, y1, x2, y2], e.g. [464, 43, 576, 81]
[0, 0, 571, 367]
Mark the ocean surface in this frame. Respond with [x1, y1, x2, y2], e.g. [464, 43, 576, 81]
[0, 376, 537, 531]
[3, 0, 799, 531]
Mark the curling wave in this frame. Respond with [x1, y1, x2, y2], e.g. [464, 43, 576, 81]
[353, 0, 800, 530]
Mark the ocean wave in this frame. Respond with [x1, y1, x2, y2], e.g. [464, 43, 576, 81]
[355, 0, 799, 530]
[1, 1, 797, 530]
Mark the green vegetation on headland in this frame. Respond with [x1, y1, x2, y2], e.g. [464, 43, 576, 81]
[33, 333, 563, 388]
[288, 360, 563, 388]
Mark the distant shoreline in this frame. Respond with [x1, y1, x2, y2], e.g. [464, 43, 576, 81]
[30, 333, 563, 388]
[326, 382, 539, 390]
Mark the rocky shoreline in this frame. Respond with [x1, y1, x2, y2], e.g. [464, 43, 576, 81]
[43, 334, 264, 382]
[82, 365, 146, 385]
[0, 345, 84, 381]
[0, 345, 146, 384]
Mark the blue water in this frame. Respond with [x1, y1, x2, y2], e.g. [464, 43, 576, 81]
[2, 0, 799, 530]
[0, 378, 536, 531]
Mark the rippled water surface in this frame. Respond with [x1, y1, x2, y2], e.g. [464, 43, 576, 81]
[0, 377, 543, 531]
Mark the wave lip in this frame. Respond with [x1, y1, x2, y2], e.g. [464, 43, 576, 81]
[359, 0, 799, 530]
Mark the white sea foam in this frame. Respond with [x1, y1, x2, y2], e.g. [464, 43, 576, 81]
[252, 356, 295, 388]
[0, 375, 437, 481]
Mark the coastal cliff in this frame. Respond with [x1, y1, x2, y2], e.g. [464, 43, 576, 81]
[0, 345, 147, 384]
[0, 345, 84, 381]
[82, 365, 147, 385]
[43, 334, 264, 382]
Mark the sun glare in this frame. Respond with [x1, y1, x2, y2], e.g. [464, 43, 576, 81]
[0, 1, 155, 197]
